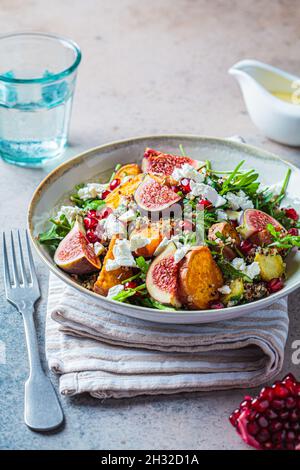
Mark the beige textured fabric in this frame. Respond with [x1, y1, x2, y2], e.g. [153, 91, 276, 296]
[46, 273, 288, 399]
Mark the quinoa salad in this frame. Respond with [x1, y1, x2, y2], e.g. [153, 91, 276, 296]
[38, 147, 300, 311]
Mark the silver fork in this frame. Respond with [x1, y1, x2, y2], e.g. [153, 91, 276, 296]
[3, 230, 63, 431]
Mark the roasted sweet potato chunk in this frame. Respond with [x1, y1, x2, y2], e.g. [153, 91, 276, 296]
[94, 236, 134, 296]
[105, 173, 144, 209]
[178, 246, 223, 309]
[130, 223, 163, 258]
[115, 163, 142, 180]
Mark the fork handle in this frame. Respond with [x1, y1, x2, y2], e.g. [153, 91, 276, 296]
[21, 307, 64, 431]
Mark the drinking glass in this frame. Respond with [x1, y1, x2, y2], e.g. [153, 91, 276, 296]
[0, 32, 81, 167]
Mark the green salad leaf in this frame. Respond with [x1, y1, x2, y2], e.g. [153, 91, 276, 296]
[38, 215, 72, 251]
[267, 223, 300, 249]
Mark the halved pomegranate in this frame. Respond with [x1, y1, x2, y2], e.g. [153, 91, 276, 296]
[146, 242, 181, 307]
[229, 373, 300, 450]
[141, 148, 202, 175]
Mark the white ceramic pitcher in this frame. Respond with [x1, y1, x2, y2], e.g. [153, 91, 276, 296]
[229, 59, 300, 146]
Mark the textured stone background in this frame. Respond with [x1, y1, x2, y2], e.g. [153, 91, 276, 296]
[0, 0, 300, 450]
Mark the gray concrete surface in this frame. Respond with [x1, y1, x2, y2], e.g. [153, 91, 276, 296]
[0, 0, 300, 450]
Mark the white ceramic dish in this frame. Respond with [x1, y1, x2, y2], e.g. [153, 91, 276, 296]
[229, 60, 300, 146]
[28, 135, 300, 324]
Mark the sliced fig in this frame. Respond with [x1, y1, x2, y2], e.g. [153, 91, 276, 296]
[54, 219, 101, 274]
[142, 148, 202, 175]
[134, 175, 181, 211]
[146, 242, 181, 307]
[237, 209, 285, 240]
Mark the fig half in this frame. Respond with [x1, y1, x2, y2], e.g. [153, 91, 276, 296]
[146, 242, 181, 307]
[134, 175, 181, 211]
[237, 208, 284, 240]
[142, 148, 202, 175]
[54, 219, 101, 274]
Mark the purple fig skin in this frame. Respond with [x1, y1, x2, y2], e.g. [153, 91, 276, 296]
[237, 209, 284, 239]
[54, 219, 101, 274]
[134, 175, 181, 212]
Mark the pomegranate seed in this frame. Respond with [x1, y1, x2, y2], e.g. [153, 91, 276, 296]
[239, 240, 253, 255]
[271, 399, 285, 411]
[83, 216, 98, 230]
[252, 398, 270, 413]
[124, 281, 138, 290]
[272, 382, 289, 398]
[229, 409, 241, 427]
[256, 429, 270, 444]
[171, 185, 181, 193]
[198, 198, 212, 209]
[288, 227, 298, 236]
[265, 409, 278, 420]
[247, 421, 259, 435]
[180, 178, 191, 193]
[284, 207, 299, 221]
[87, 209, 97, 218]
[229, 372, 300, 450]
[109, 178, 121, 191]
[267, 278, 284, 293]
[231, 220, 238, 228]
[257, 415, 269, 428]
[270, 420, 283, 432]
[101, 190, 111, 200]
[210, 301, 224, 309]
[86, 229, 99, 244]
[97, 207, 112, 220]
[260, 386, 274, 401]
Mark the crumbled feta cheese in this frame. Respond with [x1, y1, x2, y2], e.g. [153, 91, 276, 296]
[103, 214, 127, 238]
[218, 285, 231, 295]
[245, 261, 260, 280]
[190, 181, 226, 207]
[107, 284, 124, 299]
[93, 242, 105, 257]
[174, 245, 191, 263]
[231, 258, 260, 279]
[118, 209, 137, 223]
[172, 164, 205, 184]
[78, 183, 107, 201]
[153, 237, 170, 256]
[106, 259, 121, 271]
[216, 209, 228, 221]
[130, 235, 150, 251]
[56, 205, 81, 223]
[106, 239, 137, 271]
[226, 190, 254, 210]
[153, 235, 180, 256]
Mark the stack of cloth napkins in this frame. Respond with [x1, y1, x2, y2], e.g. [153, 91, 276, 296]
[46, 273, 289, 399]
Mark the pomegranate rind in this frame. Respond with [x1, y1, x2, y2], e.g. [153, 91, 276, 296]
[237, 209, 285, 240]
[146, 242, 181, 307]
[54, 219, 101, 274]
[134, 175, 181, 211]
[142, 148, 202, 175]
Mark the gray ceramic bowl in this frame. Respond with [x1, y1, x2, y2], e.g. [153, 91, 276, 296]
[28, 135, 300, 324]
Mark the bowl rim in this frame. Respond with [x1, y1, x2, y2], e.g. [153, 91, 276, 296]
[27, 134, 300, 322]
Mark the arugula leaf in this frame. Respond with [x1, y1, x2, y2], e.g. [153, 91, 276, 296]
[38, 215, 72, 250]
[136, 256, 150, 277]
[82, 199, 106, 211]
[219, 160, 260, 197]
[179, 144, 186, 156]
[135, 297, 177, 311]
[267, 223, 300, 249]
[112, 283, 146, 302]
[217, 259, 253, 283]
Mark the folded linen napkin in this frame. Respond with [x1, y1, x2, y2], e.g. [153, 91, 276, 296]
[46, 273, 289, 399]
